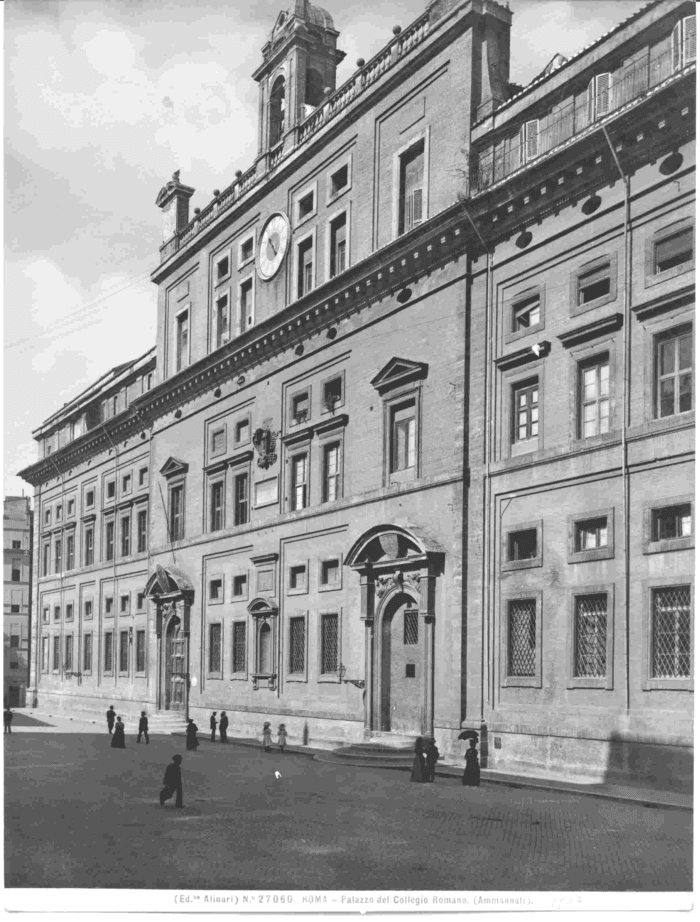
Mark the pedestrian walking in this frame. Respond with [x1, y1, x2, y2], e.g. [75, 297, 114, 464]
[106, 705, 116, 735]
[277, 723, 288, 753]
[186, 718, 199, 751]
[4, 708, 13, 734]
[262, 722, 272, 752]
[462, 737, 481, 787]
[425, 737, 439, 782]
[410, 736, 427, 783]
[219, 711, 229, 744]
[210, 712, 217, 742]
[111, 716, 126, 749]
[137, 711, 149, 744]
[159, 754, 184, 807]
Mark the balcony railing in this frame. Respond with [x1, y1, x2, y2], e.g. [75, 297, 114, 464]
[471, 43, 695, 196]
[160, 10, 432, 263]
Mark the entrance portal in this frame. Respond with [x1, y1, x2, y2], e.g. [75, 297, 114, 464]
[380, 593, 422, 733]
[164, 617, 185, 711]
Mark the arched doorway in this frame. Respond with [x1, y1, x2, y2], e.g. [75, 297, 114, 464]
[380, 592, 422, 733]
[165, 617, 186, 711]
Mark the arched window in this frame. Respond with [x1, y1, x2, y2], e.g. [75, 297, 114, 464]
[305, 68, 325, 109]
[258, 622, 272, 673]
[269, 75, 286, 147]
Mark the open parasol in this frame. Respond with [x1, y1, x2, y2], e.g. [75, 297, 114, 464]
[458, 729, 479, 741]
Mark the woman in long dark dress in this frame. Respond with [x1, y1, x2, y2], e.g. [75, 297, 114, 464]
[462, 738, 481, 786]
[185, 719, 199, 751]
[111, 717, 126, 749]
[410, 736, 427, 783]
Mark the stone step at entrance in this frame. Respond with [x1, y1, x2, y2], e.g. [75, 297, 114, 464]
[315, 731, 429, 769]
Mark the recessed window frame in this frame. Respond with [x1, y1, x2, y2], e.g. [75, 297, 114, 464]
[85, 486, 95, 509]
[642, 576, 694, 691]
[319, 555, 342, 592]
[567, 507, 615, 563]
[214, 249, 232, 287]
[168, 479, 186, 543]
[135, 629, 146, 675]
[231, 619, 248, 680]
[84, 598, 93, 620]
[120, 593, 130, 615]
[570, 253, 618, 317]
[318, 608, 341, 683]
[500, 589, 542, 689]
[120, 513, 131, 558]
[326, 205, 350, 281]
[231, 571, 249, 602]
[645, 220, 694, 289]
[643, 495, 694, 555]
[293, 227, 316, 300]
[137, 507, 148, 554]
[83, 522, 95, 567]
[121, 472, 132, 496]
[293, 180, 318, 228]
[174, 305, 191, 374]
[65, 602, 74, 622]
[103, 630, 114, 675]
[238, 232, 256, 269]
[104, 595, 114, 617]
[501, 519, 543, 572]
[505, 284, 545, 345]
[235, 414, 252, 446]
[65, 532, 75, 571]
[286, 610, 309, 682]
[41, 635, 49, 673]
[237, 272, 255, 336]
[82, 632, 93, 675]
[207, 621, 224, 678]
[208, 476, 226, 533]
[210, 425, 227, 459]
[320, 370, 345, 416]
[327, 154, 352, 204]
[566, 585, 615, 690]
[392, 128, 430, 240]
[288, 447, 310, 513]
[289, 386, 311, 429]
[138, 467, 149, 489]
[287, 561, 309, 596]
[511, 377, 540, 451]
[654, 323, 693, 420]
[214, 288, 231, 350]
[208, 576, 225, 605]
[66, 498, 76, 518]
[118, 629, 130, 676]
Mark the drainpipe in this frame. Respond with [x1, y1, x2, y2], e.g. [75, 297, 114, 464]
[601, 124, 631, 713]
[48, 456, 66, 691]
[135, 409, 154, 700]
[101, 424, 120, 690]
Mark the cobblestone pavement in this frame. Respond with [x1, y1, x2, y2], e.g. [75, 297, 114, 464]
[4, 729, 692, 891]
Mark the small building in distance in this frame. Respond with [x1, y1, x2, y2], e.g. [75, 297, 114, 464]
[4, 496, 33, 707]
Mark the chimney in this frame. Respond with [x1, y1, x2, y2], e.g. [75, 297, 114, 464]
[155, 170, 196, 243]
[475, 1, 512, 121]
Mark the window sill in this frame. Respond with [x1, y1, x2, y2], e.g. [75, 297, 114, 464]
[318, 674, 341, 683]
[570, 293, 617, 318]
[502, 676, 541, 688]
[501, 557, 542, 573]
[645, 261, 694, 290]
[207, 597, 225, 605]
[572, 430, 618, 450]
[568, 547, 615, 564]
[643, 678, 693, 692]
[118, 671, 129, 678]
[318, 583, 342, 593]
[287, 587, 309, 597]
[389, 468, 417, 485]
[286, 674, 308, 683]
[510, 438, 538, 458]
[567, 676, 613, 690]
[327, 186, 349, 208]
[294, 211, 317, 231]
[505, 320, 545, 346]
[238, 257, 255, 272]
[230, 674, 248, 682]
[206, 673, 224, 680]
[643, 537, 694, 555]
[215, 270, 232, 287]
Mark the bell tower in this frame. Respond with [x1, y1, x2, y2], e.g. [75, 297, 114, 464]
[253, 0, 345, 156]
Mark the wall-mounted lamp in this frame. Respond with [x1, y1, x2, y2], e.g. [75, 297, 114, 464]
[339, 664, 365, 689]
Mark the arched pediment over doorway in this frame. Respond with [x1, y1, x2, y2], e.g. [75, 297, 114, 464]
[144, 563, 195, 602]
[345, 524, 442, 569]
[247, 597, 279, 618]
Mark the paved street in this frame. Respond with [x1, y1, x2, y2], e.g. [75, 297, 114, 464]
[4, 720, 692, 891]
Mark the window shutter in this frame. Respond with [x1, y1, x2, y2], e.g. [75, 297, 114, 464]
[595, 73, 611, 118]
[525, 119, 539, 161]
[411, 188, 423, 227]
[404, 191, 413, 230]
[519, 123, 526, 166]
[683, 16, 696, 66]
[587, 76, 596, 124]
[672, 20, 682, 72]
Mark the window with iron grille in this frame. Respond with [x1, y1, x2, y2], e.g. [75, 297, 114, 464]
[209, 623, 222, 672]
[404, 608, 419, 645]
[576, 517, 609, 551]
[120, 515, 131, 557]
[512, 294, 540, 332]
[399, 140, 424, 235]
[323, 442, 340, 502]
[652, 586, 691, 679]
[507, 600, 536, 677]
[321, 614, 339, 674]
[232, 622, 246, 673]
[656, 327, 693, 418]
[653, 504, 692, 542]
[210, 481, 224, 531]
[65, 635, 74, 672]
[137, 509, 147, 554]
[289, 617, 306, 674]
[136, 630, 146, 673]
[83, 634, 92, 672]
[119, 631, 129, 673]
[290, 454, 308, 511]
[508, 529, 538, 562]
[574, 594, 607, 678]
[52, 635, 61, 671]
[234, 472, 249, 525]
[580, 357, 610, 438]
[513, 380, 539, 442]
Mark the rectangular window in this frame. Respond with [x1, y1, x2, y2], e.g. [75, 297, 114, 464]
[232, 622, 247, 673]
[54, 538, 62, 573]
[120, 594, 129, 614]
[576, 517, 608, 551]
[399, 141, 424, 235]
[176, 311, 189, 372]
[104, 632, 114, 671]
[654, 228, 693, 274]
[513, 380, 539, 442]
[11, 562, 20, 582]
[216, 293, 230, 348]
[292, 391, 309, 424]
[656, 327, 693, 418]
[10, 634, 20, 648]
[216, 254, 230, 283]
[289, 565, 306, 591]
[84, 526, 94, 566]
[298, 191, 314, 222]
[105, 521, 115, 561]
[66, 603, 74, 622]
[578, 262, 611, 305]
[297, 238, 314, 298]
[519, 119, 539, 164]
[44, 508, 52, 527]
[240, 236, 254, 264]
[330, 164, 348, 197]
[42, 637, 49, 672]
[86, 489, 95, 508]
[120, 516, 131, 557]
[653, 504, 692, 541]
[513, 295, 541, 332]
[52, 635, 61, 671]
[137, 509, 147, 554]
[323, 442, 340, 502]
[403, 608, 419, 645]
[137, 592, 145, 610]
[391, 400, 416, 473]
[673, 15, 696, 70]
[67, 498, 75, 516]
[291, 454, 308, 511]
[234, 472, 249, 526]
[83, 634, 92, 672]
[42, 543, 50, 577]
[236, 418, 250, 444]
[508, 529, 538, 561]
[210, 481, 224, 531]
[122, 473, 132, 494]
[170, 485, 184, 541]
[209, 623, 222, 672]
[289, 617, 306, 674]
[119, 631, 129, 673]
[330, 213, 347, 278]
[574, 594, 607, 678]
[581, 358, 609, 438]
[507, 600, 536, 677]
[139, 467, 148, 487]
[11, 540, 20, 550]
[136, 630, 146, 672]
[66, 534, 75, 570]
[104, 597, 114, 616]
[84, 599, 93, 619]
[54, 604, 61, 622]
[209, 578, 223, 601]
[65, 635, 74, 672]
[56, 505, 62, 522]
[321, 614, 339, 674]
[239, 278, 253, 334]
[322, 376, 343, 412]
[107, 480, 115, 500]
[652, 586, 691, 678]
[42, 607, 49, 624]
[321, 559, 339, 587]
[10, 605, 19, 615]
[211, 428, 226, 455]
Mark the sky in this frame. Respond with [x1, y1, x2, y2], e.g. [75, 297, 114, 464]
[4, 0, 646, 497]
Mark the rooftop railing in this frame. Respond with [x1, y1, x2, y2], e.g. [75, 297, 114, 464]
[470, 42, 695, 196]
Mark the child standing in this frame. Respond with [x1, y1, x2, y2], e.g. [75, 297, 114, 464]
[277, 723, 288, 753]
[262, 721, 272, 752]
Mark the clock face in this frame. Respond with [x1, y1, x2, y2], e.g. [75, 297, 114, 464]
[257, 212, 290, 281]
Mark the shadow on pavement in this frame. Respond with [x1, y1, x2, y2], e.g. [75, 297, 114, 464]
[604, 731, 694, 795]
[6, 713, 54, 728]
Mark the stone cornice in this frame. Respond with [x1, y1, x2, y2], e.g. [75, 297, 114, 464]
[631, 284, 695, 322]
[558, 313, 623, 349]
[494, 341, 550, 371]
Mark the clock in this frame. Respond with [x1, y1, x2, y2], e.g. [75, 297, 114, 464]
[256, 212, 290, 281]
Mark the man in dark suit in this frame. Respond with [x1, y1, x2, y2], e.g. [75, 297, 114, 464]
[160, 755, 183, 807]
[219, 711, 229, 743]
[210, 712, 217, 742]
[106, 705, 116, 735]
[137, 711, 149, 744]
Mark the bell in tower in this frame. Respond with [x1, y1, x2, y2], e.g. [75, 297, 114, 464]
[253, 0, 346, 155]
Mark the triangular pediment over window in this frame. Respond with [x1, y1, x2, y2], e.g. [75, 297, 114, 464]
[370, 357, 428, 394]
[159, 457, 189, 478]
